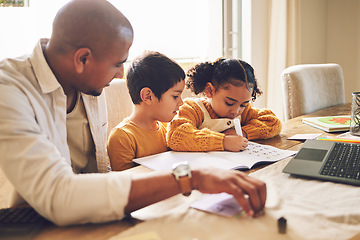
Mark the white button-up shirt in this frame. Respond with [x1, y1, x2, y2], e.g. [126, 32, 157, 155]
[0, 39, 132, 226]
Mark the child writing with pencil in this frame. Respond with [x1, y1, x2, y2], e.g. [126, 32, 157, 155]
[107, 51, 185, 171]
[167, 57, 282, 152]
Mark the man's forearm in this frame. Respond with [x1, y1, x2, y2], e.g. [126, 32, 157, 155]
[124, 171, 181, 214]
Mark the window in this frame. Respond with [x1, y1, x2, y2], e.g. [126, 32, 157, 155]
[109, 0, 222, 68]
[0, 0, 223, 69]
[0, 0, 28, 7]
[223, 0, 242, 59]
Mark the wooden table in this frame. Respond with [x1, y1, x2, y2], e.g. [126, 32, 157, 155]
[0, 103, 355, 240]
[256, 103, 351, 150]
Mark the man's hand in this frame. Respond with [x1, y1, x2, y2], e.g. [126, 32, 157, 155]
[192, 168, 266, 217]
[126, 167, 266, 218]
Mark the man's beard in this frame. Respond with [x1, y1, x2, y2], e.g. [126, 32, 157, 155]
[85, 89, 103, 97]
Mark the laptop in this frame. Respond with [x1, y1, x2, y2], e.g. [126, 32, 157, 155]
[283, 139, 360, 186]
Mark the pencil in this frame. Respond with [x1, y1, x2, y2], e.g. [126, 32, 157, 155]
[234, 118, 243, 137]
[317, 137, 360, 144]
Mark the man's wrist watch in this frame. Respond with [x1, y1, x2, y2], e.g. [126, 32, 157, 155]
[172, 161, 192, 196]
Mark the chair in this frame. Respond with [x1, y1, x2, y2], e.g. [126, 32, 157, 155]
[104, 79, 134, 137]
[281, 63, 345, 121]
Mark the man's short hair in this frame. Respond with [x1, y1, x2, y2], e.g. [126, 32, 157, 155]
[126, 51, 185, 104]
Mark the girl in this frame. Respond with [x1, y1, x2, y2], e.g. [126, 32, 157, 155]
[167, 58, 282, 152]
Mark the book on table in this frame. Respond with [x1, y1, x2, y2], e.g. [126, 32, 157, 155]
[301, 115, 351, 132]
[134, 142, 297, 171]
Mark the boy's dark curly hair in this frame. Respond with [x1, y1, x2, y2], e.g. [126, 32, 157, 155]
[185, 58, 262, 101]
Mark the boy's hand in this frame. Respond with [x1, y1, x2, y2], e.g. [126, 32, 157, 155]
[223, 135, 248, 151]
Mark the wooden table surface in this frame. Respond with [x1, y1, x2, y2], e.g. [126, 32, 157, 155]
[0, 103, 352, 240]
[256, 103, 351, 150]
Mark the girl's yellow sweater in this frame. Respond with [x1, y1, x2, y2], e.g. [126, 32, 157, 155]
[167, 98, 282, 152]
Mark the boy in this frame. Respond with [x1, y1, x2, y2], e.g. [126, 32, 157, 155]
[107, 51, 185, 171]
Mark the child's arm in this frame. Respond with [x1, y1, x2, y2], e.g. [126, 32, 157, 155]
[167, 100, 225, 152]
[241, 104, 282, 140]
[107, 128, 137, 171]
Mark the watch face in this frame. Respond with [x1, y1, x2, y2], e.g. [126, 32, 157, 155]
[173, 161, 191, 177]
[174, 164, 190, 176]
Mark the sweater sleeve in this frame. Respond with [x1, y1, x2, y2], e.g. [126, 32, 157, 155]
[107, 127, 137, 171]
[240, 103, 282, 140]
[167, 99, 224, 152]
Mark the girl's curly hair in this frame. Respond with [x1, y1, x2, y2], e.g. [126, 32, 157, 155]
[185, 58, 262, 101]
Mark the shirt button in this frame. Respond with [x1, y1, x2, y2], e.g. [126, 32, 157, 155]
[57, 101, 63, 106]
[61, 139, 65, 144]
[227, 121, 232, 125]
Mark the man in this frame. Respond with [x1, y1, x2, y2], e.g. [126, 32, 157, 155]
[0, 0, 266, 226]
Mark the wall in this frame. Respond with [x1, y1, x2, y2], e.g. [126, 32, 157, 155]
[241, 0, 270, 109]
[243, 0, 360, 115]
[327, 0, 360, 101]
[299, 0, 360, 102]
[299, 0, 328, 64]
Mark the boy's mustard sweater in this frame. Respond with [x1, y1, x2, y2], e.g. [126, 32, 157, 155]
[107, 118, 168, 171]
[167, 98, 282, 152]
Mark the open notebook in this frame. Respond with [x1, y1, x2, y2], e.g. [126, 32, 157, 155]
[134, 142, 296, 171]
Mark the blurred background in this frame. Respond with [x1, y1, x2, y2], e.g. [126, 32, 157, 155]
[0, 0, 359, 120]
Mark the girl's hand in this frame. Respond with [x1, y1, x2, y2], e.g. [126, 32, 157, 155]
[222, 128, 248, 138]
[221, 128, 237, 136]
[223, 135, 248, 151]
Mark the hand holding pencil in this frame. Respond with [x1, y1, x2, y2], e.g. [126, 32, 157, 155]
[223, 119, 248, 151]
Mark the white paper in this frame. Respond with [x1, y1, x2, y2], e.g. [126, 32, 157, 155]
[190, 193, 243, 217]
[287, 133, 322, 140]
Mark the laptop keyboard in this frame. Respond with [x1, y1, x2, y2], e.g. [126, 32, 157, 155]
[0, 207, 50, 238]
[320, 142, 360, 179]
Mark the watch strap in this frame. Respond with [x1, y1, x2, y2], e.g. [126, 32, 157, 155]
[178, 175, 192, 196]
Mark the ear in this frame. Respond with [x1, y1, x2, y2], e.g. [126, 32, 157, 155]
[139, 87, 153, 105]
[204, 82, 215, 98]
[73, 48, 92, 74]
